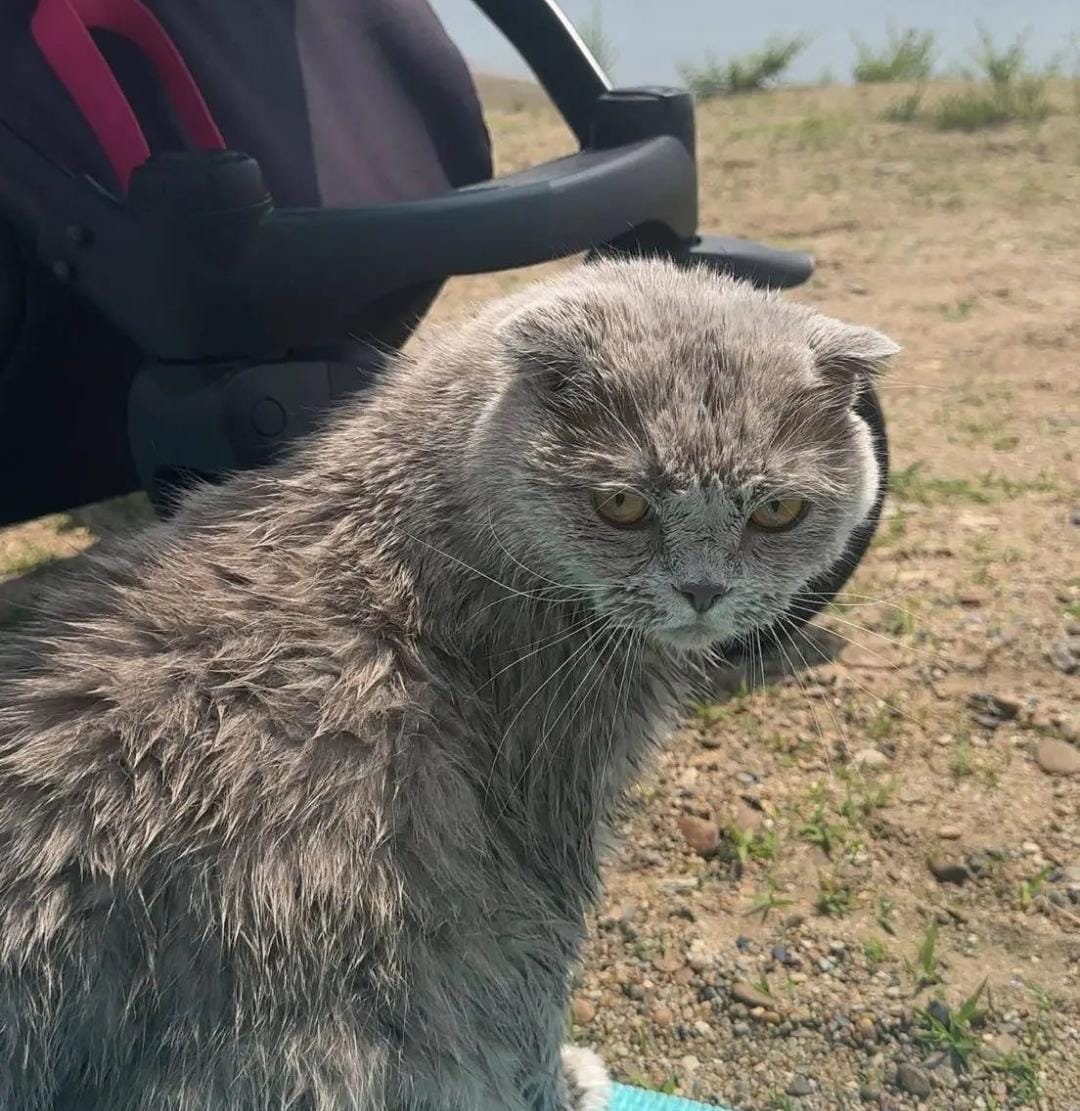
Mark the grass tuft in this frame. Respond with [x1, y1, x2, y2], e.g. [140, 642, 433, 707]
[679, 34, 809, 100]
[915, 980, 988, 1069]
[816, 872, 855, 917]
[854, 25, 936, 84]
[933, 27, 1053, 131]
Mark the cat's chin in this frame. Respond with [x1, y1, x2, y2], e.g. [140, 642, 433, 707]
[652, 624, 727, 653]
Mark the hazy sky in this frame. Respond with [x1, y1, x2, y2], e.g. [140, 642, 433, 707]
[429, 0, 1076, 86]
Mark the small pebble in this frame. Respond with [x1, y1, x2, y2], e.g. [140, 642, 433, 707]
[731, 981, 774, 1010]
[1036, 737, 1080, 776]
[929, 856, 970, 884]
[896, 1062, 933, 1098]
[676, 815, 721, 857]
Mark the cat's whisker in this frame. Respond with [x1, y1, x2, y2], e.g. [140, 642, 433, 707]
[479, 612, 611, 688]
[872, 382, 951, 391]
[826, 590, 921, 619]
[536, 628, 616, 760]
[753, 627, 771, 740]
[463, 585, 590, 630]
[599, 627, 641, 796]
[573, 624, 634, 802]
[769, 625, 834, 775]
[483, 620, 611, 807]
[787, 621, 923, 729]
[500, 623, 618, 818]
[776, 616, 852, 760]
[485, 517, 611, 593]
[586, 624, 632, 780]
[608, 629, 641, 780]
[397, 529, 542, 601]
[810, 612, 950, 668]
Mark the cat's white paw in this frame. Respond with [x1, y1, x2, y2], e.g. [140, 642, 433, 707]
[561, 1044, 610, 1111]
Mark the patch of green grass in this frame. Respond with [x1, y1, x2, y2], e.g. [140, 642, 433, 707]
[888, 461, 1059, 506]
[767, 1096, 797, 1111]
[679, 33, 809, 99]
[1064, 599, 1080, 622]
[865, 704, 897, 742]
[753, 827, 780, 861]
[744, 874, 794, 923]
[789, 113, 850, 150]
[933, 27, 1053, 131]
[853, 24, 936, 83]
[991, 1050, 1041, 1102]
[950, 735, 975, 780]
[981, 470, 1059, 498]
[957, 414, 1007, 442]
[801, 802, 844, 858]
[876, 897, 898, 936]
[0, 542, 59, 578]
[881, 90, 924, 122]
[908, 921, 942, 990]
[889, 462, 981, 504]
[627, 1063, 679, 1094]
[874, 505, 909, 548]
[864, 936, 888, 964]
[841, 777, 895, 825]
[917, 921, 941, 982]
[764, 730, 809, 766]
[884, 605, 919, 638]
[690, 701, 732, 724]
[1017, 865, 1054, 911]
[916, 980, 988, 1069]
[726, 823, 779, 866]
[576, 0, 617, 75]
[933, 92, 1013, 131]
[816, 872, 855, 917]
[940, 298, 976, 321]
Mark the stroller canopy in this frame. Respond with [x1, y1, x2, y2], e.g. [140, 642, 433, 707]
[0, 0, 492, 207]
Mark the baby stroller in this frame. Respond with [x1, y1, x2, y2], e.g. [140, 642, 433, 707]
[0, 0, 887, 654]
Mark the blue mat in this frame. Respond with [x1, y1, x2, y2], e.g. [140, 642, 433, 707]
[610, 1083, 732, 1110]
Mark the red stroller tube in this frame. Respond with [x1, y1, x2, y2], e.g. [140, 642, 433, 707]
[31, 0, 225, 191]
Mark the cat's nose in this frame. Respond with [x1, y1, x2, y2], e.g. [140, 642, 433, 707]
[677, 582, 730, 615]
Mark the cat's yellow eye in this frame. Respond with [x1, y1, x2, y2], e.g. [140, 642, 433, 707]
[594, 490, 651, 528]
[750, 497, 808, 532]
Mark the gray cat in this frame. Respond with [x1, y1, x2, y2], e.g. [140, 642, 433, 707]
[0, 258, 897, 1110]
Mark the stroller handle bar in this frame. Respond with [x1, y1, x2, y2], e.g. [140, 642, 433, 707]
[250, 139, 698, 354]
[0, 84, 811, 364]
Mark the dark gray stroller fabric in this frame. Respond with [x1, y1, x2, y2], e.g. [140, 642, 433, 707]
[0, 0, 492, 203]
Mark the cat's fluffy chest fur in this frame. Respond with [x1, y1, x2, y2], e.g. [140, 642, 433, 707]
[0, 259, 896, 1109]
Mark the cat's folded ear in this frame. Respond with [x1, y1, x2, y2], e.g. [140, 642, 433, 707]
[495, 301, 602, 412]
[807, 318, 901, 408]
